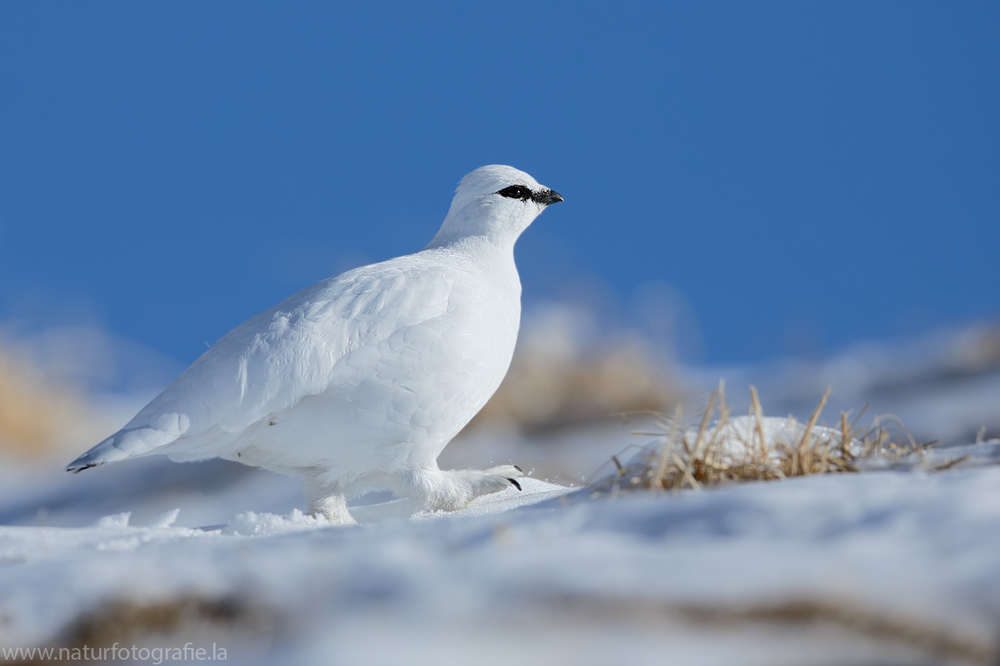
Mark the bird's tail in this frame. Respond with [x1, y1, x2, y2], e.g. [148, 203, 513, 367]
[66, 427, 176, 473]
[65, 444, 118, 473]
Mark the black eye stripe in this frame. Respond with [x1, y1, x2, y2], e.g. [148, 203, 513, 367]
[497, 185, 532, 201]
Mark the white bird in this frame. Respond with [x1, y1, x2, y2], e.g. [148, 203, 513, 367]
[67, 165, 563, 525]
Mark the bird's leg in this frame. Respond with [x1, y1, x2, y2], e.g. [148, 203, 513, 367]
[404, 465, 524, 512]
[303, 476, 356, 526]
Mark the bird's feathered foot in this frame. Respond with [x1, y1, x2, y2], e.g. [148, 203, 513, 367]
[303, 477, 357, 526]
[405, 465, 523, 513]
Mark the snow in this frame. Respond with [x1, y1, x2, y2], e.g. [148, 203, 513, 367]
[2, 322, 1000, 664]
[3, 451, 1000, 664]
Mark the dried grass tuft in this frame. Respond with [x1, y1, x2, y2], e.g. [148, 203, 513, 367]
[0, 347, 83, 458]
[592, 382, 941, 496]
[0, 342, 112, 460]
[469, 342, 680, 433]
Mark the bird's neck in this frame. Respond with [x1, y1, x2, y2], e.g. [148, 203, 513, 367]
[424, 204, 533, 253]
[423, 232, 514, 255]
[421, 233, 521, 292]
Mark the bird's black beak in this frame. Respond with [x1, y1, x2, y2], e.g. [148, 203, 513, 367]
[534, 190, 565, 206]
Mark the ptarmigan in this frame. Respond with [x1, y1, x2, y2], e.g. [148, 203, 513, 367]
[66, 165, 563, 525]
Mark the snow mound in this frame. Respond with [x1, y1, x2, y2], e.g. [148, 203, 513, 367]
[701, 415, 855, 453]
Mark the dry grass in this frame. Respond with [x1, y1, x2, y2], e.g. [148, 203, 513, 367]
[62, 597, 274, 648]
[4, 597, 275, 666]
[463, 305, 684, 433]
[0, 345, 92, 459]
[592, 382, 943, 495]
[951, 323, 1000, 373]
[546, 594, 996, 664]
[469, 342, 681, 433]
[0, 338, 119, 460]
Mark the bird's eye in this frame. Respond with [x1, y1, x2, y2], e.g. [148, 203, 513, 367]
[498, 185, 531, 200]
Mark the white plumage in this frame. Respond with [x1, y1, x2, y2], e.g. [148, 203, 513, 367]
[67, 165, 563, 524]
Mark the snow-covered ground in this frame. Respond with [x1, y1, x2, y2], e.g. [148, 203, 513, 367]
[4, 455, 1000, 665]
[1, 321, 999, 664]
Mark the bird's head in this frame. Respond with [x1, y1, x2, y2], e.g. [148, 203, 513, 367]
[427, 165, 563, 248]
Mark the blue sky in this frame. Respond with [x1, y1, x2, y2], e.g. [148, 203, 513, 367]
[1, 2, 997, 366]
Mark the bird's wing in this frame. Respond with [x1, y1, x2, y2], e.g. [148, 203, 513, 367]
[67, 255, 463, 471]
